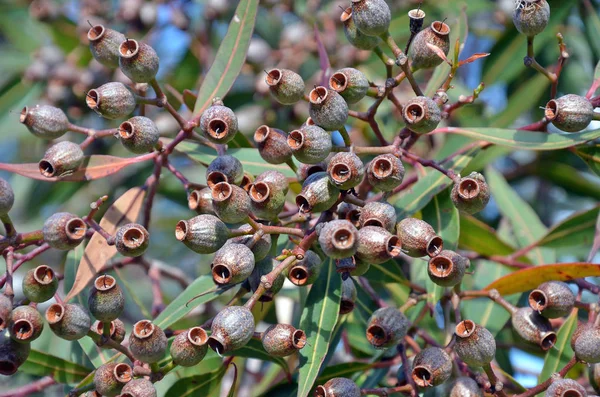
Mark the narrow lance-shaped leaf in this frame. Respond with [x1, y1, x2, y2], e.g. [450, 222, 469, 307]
[537, 206, 600, 249]
[165, 367, 226, 397]
[20, 349, 93, 384]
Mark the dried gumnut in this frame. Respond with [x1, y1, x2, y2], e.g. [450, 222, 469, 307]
[199, 100, 238, 144]
[358, 201, 396, 233]
[402, 96, 442, 134]
[454, 320, 496, 367]
[211, 243, 255, 286]
[0, 295, 12, 331]
[340, 276, 357, 315]
[511, 307, 556, 351]
[297, 162, 327, 183]
[287, 250, 322, 286]
[265, 68, 305, 105]
[396, 218, 443, 258]
[87, 82, 137, 120]
[409, 21, 451, 70]
[209, 306, 255, 354]
[450, 172, 490, 214]
[20, 105, 69, 139]
[129, 320, 168, 363]
[88, 24, 126, 68]
[255, 170, 290, 195]
[356, 226, 402, 265]
[0, 177, 14, 216]
[329, 68, 369, 104]
[119, 378, 157, 397]
[42, 212, 87, 250]
[118, 116, 160, 154]
[411, 347, 453, 387]
[308, 86, 349, 131]
[408, 8, 426, 34]
[513, 0, 550, 37]
[319, 220, 359, 259]
[529, 281, 575, 319]
[88, 275, 125, 322]
[91, 319, 126, 345]
[350, 0, 391, 37]
[366, 154, 405, 192]
[46, 303, 91, 341]
[22, 265, 58, 303]
[545, 378, 587, 397]
[366, 307, 409, 349]
[188, 187, 215, 215]
[94, 362, 132, 397]
[571, 323, 600, 363]
[449, 377, 483, 397]
[241, 173, 254, 192]
[341, 7, 380, 50]
[248, 256, 285, 301]
[250, 181, 286, 221]
[545, 94, 595, 133]
[315, 377, 361, 397]
[0, 328, 30, 375]
[254, 125, 293, 165]
[288, 125, 332, 165]
[296, 172, 340, 214]
[428, 250, 469, 287]
[589, 363, 600, 394]
[118, 39, 159, 83]
[115, 223, 150, 257]
[170, 327, 209, 367]
[228, 225, 272, 262]
[206, 154, 244, 188]
[39, 141, 84, 178]
[175, 214, 230, 254]
[8, 305, 43, 344]
[211, 182, 251, 224]
[261, 324, 306, 357]
[327, 152, 364, 190]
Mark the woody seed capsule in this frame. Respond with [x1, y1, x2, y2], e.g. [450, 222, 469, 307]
[297, 162, 327, 183]
[341, 7, 380, 50]
[20, 105, 69, 139]
[511, 307, 556, 350]
[513, 0, 550, 37]
[22, 265, 58, 303]
[265, 69, 305, 105]
[571, 323, 600, 363]
[319, 220, 359, 259]
[308, 87, 349, 131]
[248, 256, 285, 301]
[396, 218, 443, 258]
[254, 125, 293, 164]
[87, 82, 137, 120]
[366, 307, 409, 349]
[315, 377, 361, 397]
[188, 187, 215, 215]
[129, 320, 168, 363]
[211, 182, 251, 224]
[42, 212, 87, 250]
[410, 21, 451, 70]
[329, 68, 369, 104]
[287, 250, 322, 286]
[262, 324, 307, 357]
[0, 328, 30, 375]
[209, 306, 255, 354]
[450, 172, 490, 214]
[340, 276, 357, 315]
[88, 275, 125, 322]
[94, 362, 132, 397]
[206, 155, 244, 188]
[358, 201, 396, 232]
[118, 116, 160, 154]
[454, 320, 496, 367]
[545, 94, 595, 133]
[449, 377, 483, 397]
[91, 320, 126, 345]
[428, 250, 469, 287]
[356, 226, 402, 265]
[411, 347, 453, 387]
[366, 154, 405, 192]
[199, 101, 238, 144]
[529, 281, 575, 319]
[175, 214, 230, 254]
[250, 181, 286, 221]
[350, 0, 391, 37]
[402, 96, 442, 134]
[545, 378, 587, 397]
[88, 25, 126, 68]
[0, 177, 14, 216]
[115, 223, 149, 257]
[170, 327, 209, 367]
[39, 141, 84, 178]
[211, 243, 255, 286]
[288, 125, 332, 164]
[46, 303, 91, 341]
[8, 306, 43, 343]
[120, 378, 157, 397]
[228, 224, 272, 262]
[118, 39, 159, 83]
[327, 152, 364, 190]
[296, 172, 340, 214]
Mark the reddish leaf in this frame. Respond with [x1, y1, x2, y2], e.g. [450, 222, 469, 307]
[458, 53, 490, 67]
[426, 43, 452, 66]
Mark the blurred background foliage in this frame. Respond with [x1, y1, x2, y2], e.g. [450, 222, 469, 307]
[0, 0, 599, 396]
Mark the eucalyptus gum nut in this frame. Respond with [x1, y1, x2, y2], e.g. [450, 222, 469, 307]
[0, 177, 14, 216]
[39, 141, 84, 178]
[261, 324, 307, 357]
[206, 155, 244, 188]
[188, 188, 215, 215]
[409, 21, 451, 70]
[0, 328, 30, 375]
[308, 87, 349, 131]
[209, 306, 255, 354]
[22, 265, 58, 303]
[513, 0, 550, 37]
[175, 214, 230, 254]
[91, 320, 126, 345]
[396, 218, 443, 258]
[120, 378, 157, 397]
[88, 25, 126, 68]
[449, 377, 483, 397]
[87, 82, 137, 120]
[350, 0, 391, 37]
[118, 39, 159, 83]
[428, 250, 469, 287]
[589, 363, 600, 394]
[249, 256, 285, 301]
[450, 172, 490, 214]
[199, 103, 238, 144]
[296, 162, 327, 183]
[46, 303, 91, 341]
[318, 220, 359, 259]
[356, 226, 402, 264]
[366, 307, 409, 349]
[545, 94, 594, 133]
[296, 172, 340, 214]
[115, 223, 149, 257]
[254, 125, 293, 164]
[94, 362, 132, 397]
[129, 320, 168, 363]
[340, 7, 381, 50]
[327, 152, 365, 190]
[88, 275, 125, 322]
[571, 323, 600, 363]
[8, 305, 43, 343]
[211, 243, 255, 286]
[19, 105, 69, 139]
[329, 68, 369, 104]
[255, 170, 290, 195]
[340, 276, 357, 315]
[366, 154, 405, 192]
[544, 378, 587, 397]
[287, 250, 322, 286]
[315, 377, 361, 397]
[529, 281, 575, 319]
[454, 320, 496, 367]
[402, 96, 442, 134]
[411, 347, 453, 387]
[288, 125, 332, 164]
[211, 182, 251, 224]
[228, 224, 272, 262]
[170, 327, 209, 367]
[118, 116, 160, 154]
[358, 201, 396, 232]
[42, 212, 87, 250]
[265, 68, 305, 105]
[511, 307, 557, 351]
[249, 181, 286, 221]
[0, 295, 12, 331]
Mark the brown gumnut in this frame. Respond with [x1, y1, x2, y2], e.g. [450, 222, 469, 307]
[170, 327, 209, 367]
[287, 250, 322, 286]
[206, 154, 244, 188]
[511, 307, 556, 351]
[87, 82, 137, 120]
[315, 377, 361, 397]
[545, 94, 595, 133]
[402, 96, 442, 134]
[340, 276, 357, 315]
[88, 275, 125, 322]
[46, 303, 91, 341]
[115, 223, 149, 257]
[513, 0, 550, 37]
[175, 214, 230, 254]
[358, 201, 396, 232]
[449, 377, 483, 397]
[42, 212, 87, 250]
[118, 116, 160, 154]
[341, 7, 381, 50]
[366, 307, 409, 349]
[428, 250, 469, 287]
[571, 323, 600, 363]
[265, 68, 305, 105]
[288, 125, 332, 164]
[329, 68, 369, 104]
[94, 362, 132, 397]
[8, 305, 44, 344]
[297, 162, 327, 183]
[88, 24, 126, 68]
[129, 320, 168, 363]
[254, 125, 293, 164]
[91, 319, 126, 345]
[450, 172, 490, 214]
[411, 347, 453, 387]
[356, 226, 402, 265]
[228, 224, 272, 262]
[408, 8, 426, 34]
[529, 281, 575, 319]
[188, 187, 215, 215]
[327, 152, 364, 190]
[296, 172, 340, 214]
[119, 378, 157, 397]
[118, 39, 159, 83]
[199, 99, 238, 144]
[249, 181, 286, 221]
[261, 324, 307, 357]
[350, 0, 391, 37]
[211, 182, 251, 224]
[410, 21, 451, 70]
[0, 328, 30, 375]
[211, 243, 255, 286]
[255, 170, 290, 195]
[454, 320, 496, 367]
[19, 105, 69, 139]
[308, 86, 348, 131]
[366, 154, 405, 192]
[318, 220, 359, 259]
[22, 265, 58, 303]
[39, 141, 84, 178]
[396, 218, 443, 258]
[209, 306, 255, 354]
[545, 378, 586, 397]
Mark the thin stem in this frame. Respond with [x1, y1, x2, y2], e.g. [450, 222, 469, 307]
[0, 376, 56, 397]
[525, 36, 557, 83]
[361, 385, 413, 396]
[0, 214, 16, 238]
[244, 255, 298, 309]
[86, 330, 135, 362]
[338, 126, 352, 147]
[380, 31, 422, 96]
[3, 248, 14, 301]
[0, 244, 50, 288]
[359, 277, 387, 308]
[483, 363, 509, 397]
[514, 357, 578, 397]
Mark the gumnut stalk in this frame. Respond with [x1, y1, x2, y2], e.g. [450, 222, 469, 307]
[296, 172, 340, 213]
[318, 220, 359, 259]
[545, 94, 595, 133]
[511, 307, 557, 350]
[449, 377, 483, 397]
[22, 265, 59, 303]
[454, 320, 496, 367]
[428, 250, 469, 287]
[287, 250, 322, 286]
[129, 320, 168, 363]
[350, 0, 391, 37]
[170, 327, 209, 367]
[366, 154, 405, 192]
[175, 214, 230, 254]
[211, 243, 255, 286]
[249, 256, 285, 301]
[366, 307, 409, 349]
[356, 226, 402, 264]
[228, 224, 272, 262]
[358, 201, 396, 232]
[209, 306, 255, 354]
[118, 39, 159, 83]
[87, 82, 137, 120]
[45, 303, 91, 341]
[412, 347, 453, 387]
[315, 377, 361, 397]
[396, 218, 443, 258]
[571, 323, 600, 363]
[261, 324, 307, 357]
[120, 378, 157, 397]
[19, 105, 69, 139]
[211, 182, 251, 223]
[545, 378, 587, 397]
[42, 212, 87, 250]
[199, 99, 238, 144]
[513, 0, 550, 37]
[341, 7, 380, 50]
[88, 275, 125, 322]
[88, 25, 126, 68]
[529, 281, 575, 318]
[118, 116, 160, 154]
[327, 152, 364, 190]
[93, 362, 132, 397]
[39, 141, 84, 178]
[254, 125, 293, 164]
[402, 96, 442, 134]
[115, 223, 150, 257]
[340, 276, 357, 315]
[288, 125, 332, 164]
[265, 68, 305, 105]
[450, 172, 490, 214]
[329, 68, 369, 104]
[308, 86, 348, 131]
[8, 306, 44, 343]
[410, 21, 451, 70]
[0, 328, 30, 375]
[0, 177, 14, 216]
[206, 154, 244, 188]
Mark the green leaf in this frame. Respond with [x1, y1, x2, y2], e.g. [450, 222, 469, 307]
[224, 339, 289, 375]
[77, 339, 117, 369]
[165, 367, 226, 397]
[193, 0, 259, 115]
[438, 127, 600, 151]
[538, 309, 578, 382]
[538, 206, 600, 248]
[575, 145, 600, 177]
[459, 216, 527, 259]
[20, 349, 93, 384]
[226, 363, 238, 397]
[297, 259, 342, 397]
[154, 276, 232, 329]
[489, 73, 549, 128]
[317, 362, 373, 383]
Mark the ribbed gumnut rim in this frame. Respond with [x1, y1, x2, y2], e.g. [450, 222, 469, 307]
[528, 289, 548, 312]
[33, 265, 55, 285]
[455, 320, 476, 338]
[65, 217, 87, 242]
[458, 178, 480, 200]
[45, 303, 65, 325]
[133, 320, 155, 340]
[113, 363, 132, 383]
[175, 220, 188, 241]
[187, 327, 208, 346]
[94, 274, 117, 292]
[309, 86, 328, 105]
[292, 329, 307, 349]
[122, 225, 146, 250]
[265, 69, 282, 86]
[87, 25, 106, 42]
[211, 182, 233, 202]
[119, 39, 140, 58]
[429, 255, 454, 278]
